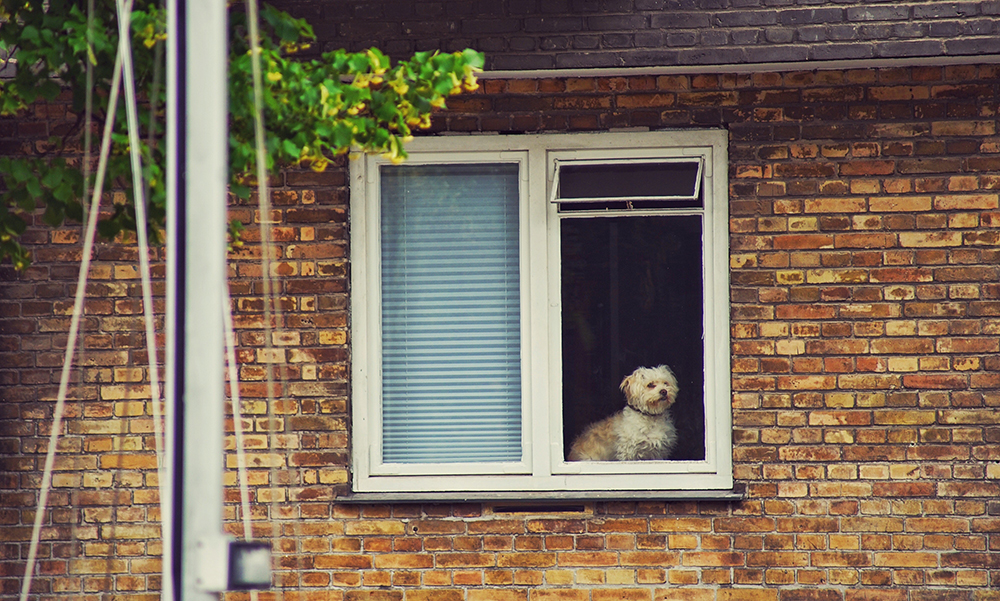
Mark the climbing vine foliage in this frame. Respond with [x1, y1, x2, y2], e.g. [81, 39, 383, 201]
[0, 0, 483, 269]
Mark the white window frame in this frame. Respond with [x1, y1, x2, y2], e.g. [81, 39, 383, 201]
[350, 130, 732, 496]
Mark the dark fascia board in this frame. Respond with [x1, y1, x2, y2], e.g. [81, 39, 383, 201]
[479, 53, 1000, 80]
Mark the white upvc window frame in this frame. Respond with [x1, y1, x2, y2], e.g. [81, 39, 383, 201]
[350, 130, 732, 496]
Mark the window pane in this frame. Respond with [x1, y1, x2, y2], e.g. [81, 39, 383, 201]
[380, 164, 522, 463]
[561, 215, 706, 461]
[558, 161, 701, 201]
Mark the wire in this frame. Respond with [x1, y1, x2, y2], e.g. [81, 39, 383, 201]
[20, 49, 125, 601]
[223, 290, 254, 542]
[245, 4, 286, 594]
[114, 0, 167, 469]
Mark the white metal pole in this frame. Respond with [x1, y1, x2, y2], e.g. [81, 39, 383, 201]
[166, 0, 229, 599]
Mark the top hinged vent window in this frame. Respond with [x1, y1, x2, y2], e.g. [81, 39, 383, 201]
[551, 158, 703, 211]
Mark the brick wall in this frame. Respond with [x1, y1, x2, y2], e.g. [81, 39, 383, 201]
[274, 0, 1000, 70]
[3, 63, 1000, 599]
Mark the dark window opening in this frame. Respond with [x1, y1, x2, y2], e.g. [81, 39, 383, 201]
[561, 215, 706, 462]
[557, 161, 702, 207]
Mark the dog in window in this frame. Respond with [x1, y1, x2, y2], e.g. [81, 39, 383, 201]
[568, 365, 679, 461]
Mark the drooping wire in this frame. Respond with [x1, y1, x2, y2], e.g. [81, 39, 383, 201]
[245, 1, 288, 590]
[19, 48, 125, 601]
[112, 3, 173, 600]
[114, 0, 166, 471]
[223, 291, 255, 544]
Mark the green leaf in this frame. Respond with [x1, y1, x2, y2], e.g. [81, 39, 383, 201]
[281, 138, 300, 158]
[25, 177, 42, 199]
[231, 183, 251, 200]
[10, 160, 31, 183]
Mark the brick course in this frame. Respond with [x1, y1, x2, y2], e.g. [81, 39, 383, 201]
[272, 0, 1000, 70]
[3, 62, 1000, 599]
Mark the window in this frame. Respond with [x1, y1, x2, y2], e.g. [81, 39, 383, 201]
[350, 131, 732, 496]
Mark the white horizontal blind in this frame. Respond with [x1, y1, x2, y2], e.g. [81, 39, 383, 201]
[379, 163, 522, 463]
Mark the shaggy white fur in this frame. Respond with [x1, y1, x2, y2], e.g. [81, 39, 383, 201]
[567, 365, 679, 462]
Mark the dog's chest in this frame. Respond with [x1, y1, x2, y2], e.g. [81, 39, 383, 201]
[616, 408, 677, 460]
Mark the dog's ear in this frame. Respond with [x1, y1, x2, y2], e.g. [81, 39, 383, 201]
[620, 374, 633, 393]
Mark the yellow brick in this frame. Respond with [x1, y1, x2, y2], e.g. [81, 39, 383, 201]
[100, 385, 152, 401]
[949, 213, 980, 228]
[788, 217, 818, 231]
[544, 570, 574, 586]
[874, 410, 935, 425]
[805, 197, 867, 213]
[776, 270, 804, 285]
[760, 322, 789, 337]
[70, 559, 129, 574]
[99, 454, 158, 470]
[850, 179, 880, 194]
[949, 284, 981, 299]
[606, 569, 636, 585]
[859, 465, 889, 480]
[531, 591, 589, 601]
[319, 469, 348, 484]
[931, 120, 997, 136]
[774, 340, 806, 355]
[227, 453, 285, 469]
[667, 535, 698, 549]
[919, 356, 950, 371]
[829, 535, 860, 550]
[899, 231, 963, 247]
[885, 286, 916, 301]
[947, 175, 979, 191]
[576, 570, 606, 585]
[114, 367, 145, 382]
[718, 590, 778, 601]
[345, 520, 407, 536]
[887, 357, 919, 372]
[954, 357, 982, 371]
[806, 269, 867, 284]
[824, 393, 856, 408]
[113, 401, 146, 417]
[52, 473, 82, 488]
[655, 589, 714, 601]
[824, 430, 854, 444]
[852, 215, 882, 230]
[320, 330, 348, 345]
[934, 193, 999, 210]
[888, 464, 921, 480]
[114, 265, 140, 279]
[272, 331, 301, 346]
[650, 518, 712, 533]
[873, 552, 938, 567]
[869, 196, 932, 212]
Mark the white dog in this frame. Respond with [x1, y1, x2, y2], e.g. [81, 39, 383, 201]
[567, 365, 679, 461]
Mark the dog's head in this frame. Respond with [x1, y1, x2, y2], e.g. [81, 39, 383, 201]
[620, 365, 679, 415]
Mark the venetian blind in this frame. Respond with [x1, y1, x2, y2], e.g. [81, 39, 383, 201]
[379, 163, 522, 463]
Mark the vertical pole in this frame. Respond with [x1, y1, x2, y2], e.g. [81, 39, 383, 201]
[166, 0, 228, 599]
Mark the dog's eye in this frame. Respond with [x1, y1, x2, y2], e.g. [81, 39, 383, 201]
[647, 383, 656, 388]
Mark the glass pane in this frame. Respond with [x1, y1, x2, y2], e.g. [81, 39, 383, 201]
[558, 161, 701, 201]
[561, 215, 706, 461]
[380, 163, 522, 463]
